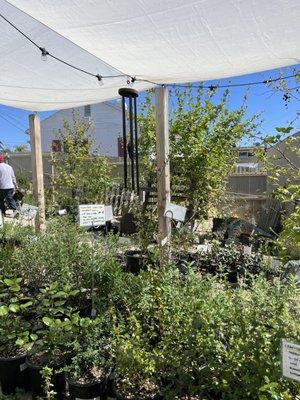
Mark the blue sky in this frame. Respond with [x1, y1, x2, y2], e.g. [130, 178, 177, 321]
[0, 64, 299, 150]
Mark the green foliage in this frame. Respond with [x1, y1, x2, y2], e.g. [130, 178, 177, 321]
[0, 277, 34, 356]
[191, 241, 282, 280]
[13, 144, 28, 153]
[277, 206, 300, 260]
[7, 218, 96, 290]
[256, 125, 300, 260]
[64, 318, 108, 383]
[138, 88, 259, 220]
[15, 170, 30, 191]
[0, 224, 299, 398]
[0, 223, 34, 273]
[109, 266, 300, 399]
[41, 366, 56, 400]
[132, 202, 157, 253]
[51, 111, 111, 213]
[0, 389, 26, 400]
[30, 281, 85, 367]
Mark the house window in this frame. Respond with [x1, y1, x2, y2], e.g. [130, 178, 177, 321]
[84, 104, 91, 117]
[238, 150, 254, 158]
[52, 140, 61, 152]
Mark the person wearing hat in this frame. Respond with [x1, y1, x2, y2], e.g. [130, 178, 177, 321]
[0, 154, 18, 215]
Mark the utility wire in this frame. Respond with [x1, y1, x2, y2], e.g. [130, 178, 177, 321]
[0, 113, 26, 132]
[0, 11, 299, 89]
[170, 74, 299, 89]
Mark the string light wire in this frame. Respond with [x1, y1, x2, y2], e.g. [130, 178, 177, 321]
[0, 11, 299, 89]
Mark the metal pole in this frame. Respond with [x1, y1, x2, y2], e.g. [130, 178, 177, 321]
[134, 97, 139, 195]
[129, 96, 135, 192]
[121, 96, 127, 188]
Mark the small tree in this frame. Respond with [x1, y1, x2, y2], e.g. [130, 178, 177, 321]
[138, 87, 258, 223]
[257, 127, 300, 260]
[255, 70, 300, 260]
[51, 111, 111, 213]
[14, 144, 28, 153]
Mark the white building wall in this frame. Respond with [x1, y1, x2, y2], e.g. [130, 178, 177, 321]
[40, 101, 123, 156]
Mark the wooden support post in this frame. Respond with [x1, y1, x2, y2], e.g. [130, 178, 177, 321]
[155, 86, 171, 250]
[29, 114, 46, 232]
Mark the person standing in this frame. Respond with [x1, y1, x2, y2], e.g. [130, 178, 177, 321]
[0, 154, 18, 215]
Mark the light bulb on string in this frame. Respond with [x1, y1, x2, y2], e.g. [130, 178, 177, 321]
[96, 74, 104, 86]
[39, 47, 49, 62]
[127, 76, 136, 87]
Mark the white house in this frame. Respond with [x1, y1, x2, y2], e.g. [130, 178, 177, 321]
[40, 101, 123, 156]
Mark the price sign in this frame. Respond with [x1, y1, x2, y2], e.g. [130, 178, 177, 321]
[79, 204, 106, 227]
[282, 340, 300, 382]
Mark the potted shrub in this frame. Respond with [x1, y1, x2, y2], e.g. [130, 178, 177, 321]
[109, 313, 161, 400]
[65, 335, 109, 399]
[125, 249, 144, 274]
[111, 375, 161, 400]
[0, 277, 34, 395]
[26, 282, 81, 399]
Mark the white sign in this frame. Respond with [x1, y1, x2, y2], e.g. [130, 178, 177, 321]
[0, 211, 3, 229]
[75, 397, 100, 400]
[20, 203, 38, 220]
[104, 205, 113, 222]
[79, 204, 106, 227]
[164, 202, 187, 222]
[243, 245, 252, 255]
[282, 340, 300, 382]
[58, 209, 67, 216]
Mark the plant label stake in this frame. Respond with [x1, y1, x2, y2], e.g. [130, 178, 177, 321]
[282, 339, 300, 382]
[0, 210, 3, 229]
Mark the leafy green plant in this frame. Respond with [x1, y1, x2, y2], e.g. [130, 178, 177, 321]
[15, 170, 30, 192]
[64, 319, 109, 384]
[256, 124, 299, 261]
[51, 111, 111, 213]
[41, 366, 56, 400]
[138, 88, 259, 224]
[28, 281, 83, 367]
[0, 277, 35, 357]
[108, 265, 300, 399]
[0, 389, 26, 400]
[8, 218, 96, 292]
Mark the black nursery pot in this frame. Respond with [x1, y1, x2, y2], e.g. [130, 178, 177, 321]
[26, 358, 67, 400]
[125, 250, 143, 275]
[78, 298, 93, 318]
[0, 353, 29, 395]
[68, 376, 107, 399]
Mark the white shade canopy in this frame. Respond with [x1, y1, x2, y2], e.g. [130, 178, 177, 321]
[1, 0, 300, 111]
